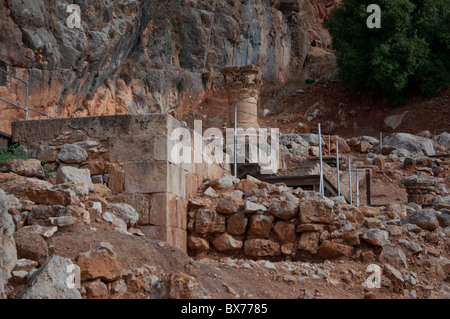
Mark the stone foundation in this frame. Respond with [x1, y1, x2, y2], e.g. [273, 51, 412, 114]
[12, 114, 230, 252]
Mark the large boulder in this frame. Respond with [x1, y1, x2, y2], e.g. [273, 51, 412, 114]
[248, 214, 274, 239]
[382, 133, 435, 157]
[0, 173, 53, 198]
[14, 228, 49, 265]
[56, 166, 93, 196]
[436, 132, 450, 151]
[406, 211, 439, 231]
[75, 242, 124, 282]
[381, 245, 407, 269]
[216, 196, 243, 215]
[188, 236, 210, 252]
[362, 229, 390, 247]
[0, 189, 17, 298]
[58, 144, 88, 164]
[106, 203, 139, 227]
[298, 232, 320, 254]
[20, 256, 82, 299]
[2, 159, 45, 179]
[299, 197, 335, 224]
[244, 239, 281, 257]
[26, 184, 79, 206]
[279, 134, 310, 164]
[195, 210, 226, 234]
[268, 200, 298, 221]
[227, 213, 248, 235]
[212, 233, 243, 252]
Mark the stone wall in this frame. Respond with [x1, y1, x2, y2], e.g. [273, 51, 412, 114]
[12, 114, 230, 251]
[187, 176, 386, 260]
[0, 131, 11, 149]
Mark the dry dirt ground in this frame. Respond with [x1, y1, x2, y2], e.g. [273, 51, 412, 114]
[37, 214, 445, 300]
[182, 80, 449, 138]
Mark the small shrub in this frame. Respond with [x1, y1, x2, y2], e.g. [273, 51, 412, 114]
[0, 143, 28, 164]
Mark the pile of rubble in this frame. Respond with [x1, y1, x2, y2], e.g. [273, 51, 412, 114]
[0, 157, 209, 299]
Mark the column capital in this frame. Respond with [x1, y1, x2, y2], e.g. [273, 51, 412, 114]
[221, 65, 262, 104]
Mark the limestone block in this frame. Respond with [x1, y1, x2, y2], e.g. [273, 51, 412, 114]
[124, 161, 168, 194]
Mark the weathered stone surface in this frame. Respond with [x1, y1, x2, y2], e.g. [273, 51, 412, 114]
[236, 179, 258, 193]
[188, 236, 210, 252]
[0, 173, 53, 198]
[244, 201, 267, 214]
[106, 203, 139, 227]
[436, 257, 450, 279]
[296, 224, 324, 232]
[109, 193, 151, 226]
[210, 177, 234, 191]
[279, 134, 310, 166]
[227, 213, 248, 236]
[56, 166, 93, 195]
[331, 222, 360, 245]
[20, 256, 82, 299]
[435, 210, 450, 228]
[85, 280, 109, 299]
[49, 216, 78, 227]
[60, 205, 90, 225]
[398, 239, 422, 256]
[204, 187, 219, 198]
[273, 221, 296, 243]
[26, 184, 79, 206]
[373, 156, 385, 170]
[298, 232, 320, 254]
[384, 112, 408, 130]
[5, 159, 45, 179]
[195, 210, 226, 234]
[406, 211, 439, 231]
[14, 258, 39, 272]
[382, 133, 435, 157]
[14, 228, 48, 265]
[244, 239, 281, 257]
[75, 242, 124, 282]
[108, 164, 124, 195]
[335, 204, 364, 223]
[381, 245, 407, 269]
[299, 197, 335, 224]
[27, 205, 57, 226]
[150, 273, 210, 299]
[248, 214, 274, 239]
[20, 225, 58, 239]
[37, 146, 58, 162]
[111, 279, 128, 295]
[362, 229, 390, 247]
[123, 161, 169, 194]
[102, 212, 128, 233]
[212, 233, 243, 252]
[216, 196, 243, 215]
[436, 132, 450, 151]
[317, 241, 353, 259]
[58, 144, 88, 164]
[268, 200, 298, 221]
[0, 189, 17, 298]
[384, 264, 405, 287]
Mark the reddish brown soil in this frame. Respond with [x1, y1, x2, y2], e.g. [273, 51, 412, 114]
[182, 80, 450, 138]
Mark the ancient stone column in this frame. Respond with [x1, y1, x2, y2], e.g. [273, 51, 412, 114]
[221, 65, 262, 130]
[398, 175, 436, 206]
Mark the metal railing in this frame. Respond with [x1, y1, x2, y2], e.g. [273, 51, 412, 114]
[0, 68, 53, 120]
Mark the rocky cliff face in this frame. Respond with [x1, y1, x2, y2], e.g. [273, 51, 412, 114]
[0, 0, 339, 133]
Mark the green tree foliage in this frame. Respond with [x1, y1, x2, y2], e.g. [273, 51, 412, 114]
[326, 0, 450, 105]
